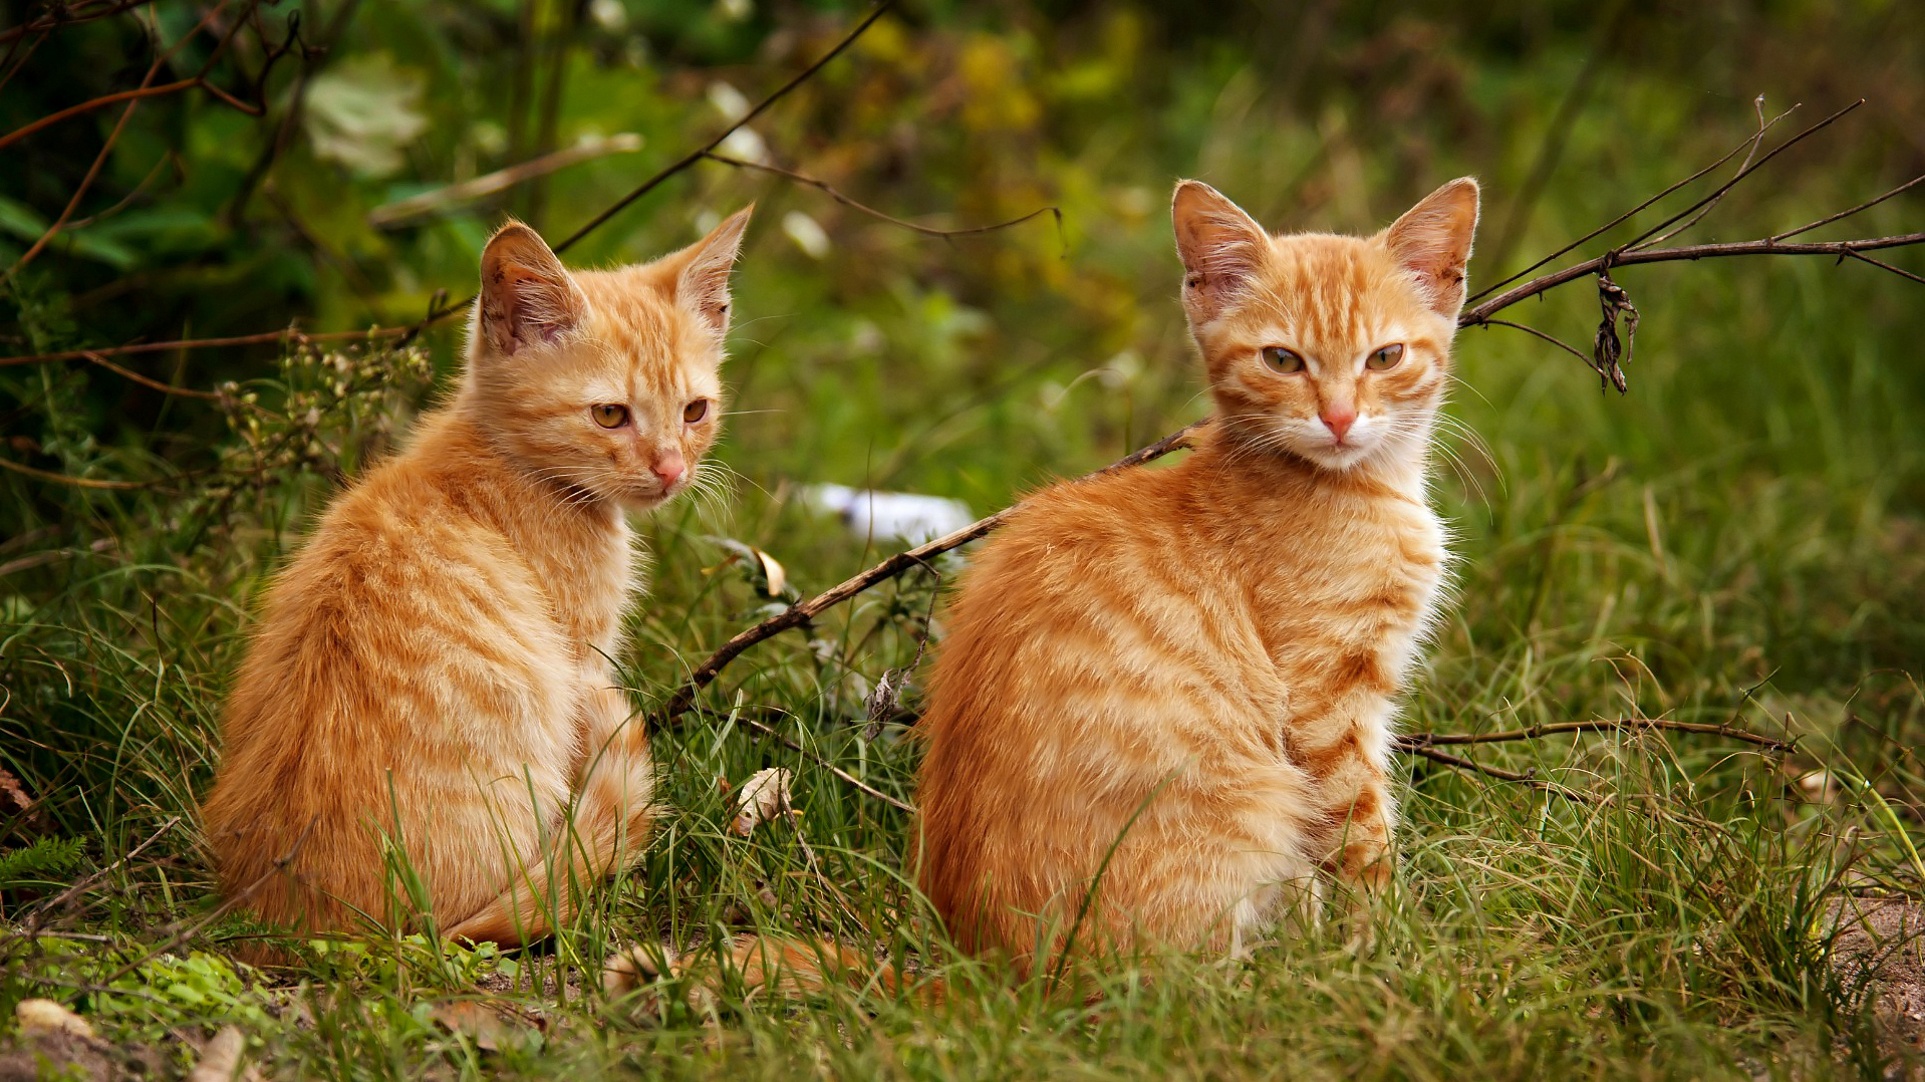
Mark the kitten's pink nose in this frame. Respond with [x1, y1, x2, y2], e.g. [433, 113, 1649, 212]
[1320, 407, 1357, 443]
[652, 449, 686, 487]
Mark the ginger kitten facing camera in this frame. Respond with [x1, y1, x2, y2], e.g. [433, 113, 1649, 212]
[916, 178, 1479, 970]
[203, 208, 751, 945]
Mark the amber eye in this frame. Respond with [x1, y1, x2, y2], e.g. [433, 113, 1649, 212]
[591, 404, 630, 428]
[1261, 347, 1306, 373]
[1366, 344, 1405, 371]
[683, 399, 710, 424]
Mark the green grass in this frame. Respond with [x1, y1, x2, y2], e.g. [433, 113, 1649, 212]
[5, 3, 1925, 1078]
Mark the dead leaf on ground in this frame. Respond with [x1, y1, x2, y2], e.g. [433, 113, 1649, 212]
[187, 1026, 261, 1082]
[428, 1000, 536, 1053]
[731, 767, 795, 837]
[704, 538, 792, 599]
[14, 998, 93, 1040]
[0, 766, 37, 828]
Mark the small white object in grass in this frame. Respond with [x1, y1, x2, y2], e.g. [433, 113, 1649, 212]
[1797, 769, 1839, 804]
[15, 998, 94, 1039]
[706, 81, 752, 122]
[188, 1025, 262, 1082]
[588, 0, 627, 31]
[717, 127, 769, 165]
[800, 483, 975, 544]
[782, 211, 832, 259]
[732, 767, 794, 837]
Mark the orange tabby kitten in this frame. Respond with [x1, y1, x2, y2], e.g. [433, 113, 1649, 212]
[203, 208, 752, 945]
[916, 178, 1479, 970]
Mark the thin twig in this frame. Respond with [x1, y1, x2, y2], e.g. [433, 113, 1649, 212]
[1771, 173, 1925, 243]
[0, 0, 158, 46]
[1476, 319, 1595, 367]
[11, 816, 180, 938]
[65, 151, 176, 230]
[0, 327, 409, 368]
[0, 454, 169, 490]
[83, 352, 233, 403]
[1631, 94, 1774, 251]
[702, 151, 1064, 248]
[1396, 718, 1792, 753]
[6, 1, 255, 276]
[92, 815, 316, 987]
[1403, 746, 1599, 805]
[0, 0, 262, 153]
[1842, 249, 1925, 287]
[368, 134, 646, 228]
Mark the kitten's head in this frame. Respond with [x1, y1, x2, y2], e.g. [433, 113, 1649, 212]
[461, 208, 753, 508]
[1172, 178, 1478, 472]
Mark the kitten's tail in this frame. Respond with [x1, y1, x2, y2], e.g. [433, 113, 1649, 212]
[603, 935, 945, 1009]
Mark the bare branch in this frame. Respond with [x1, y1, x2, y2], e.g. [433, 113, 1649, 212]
[0, 0, 267, 154]
[0, 327, 409, 368]
[0, 453, 171, 490]
[1396, 718, 1792, 753]
[1402, 745, 1599, 805]
[368, 134, 646, 228]
[0, 0, 158, 46]
[1460, 230, 1925, 328]
[1475, 319, 1594, 367]
[702, 151, 1064, 248]
[10, 816, 180, 938]
[1771, 173, 1925, 243]
[1842, 249, 1925, 287]
[1629, 93, 1777, 251]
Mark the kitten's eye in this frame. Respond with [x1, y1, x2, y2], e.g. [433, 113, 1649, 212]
[683, 399, 710, 424]
[1261, 347, 1305, 373]
[591, 404, 630, 428]
[1366, 344, 1405, 371]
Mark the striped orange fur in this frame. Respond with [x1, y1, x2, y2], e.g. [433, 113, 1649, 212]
[201, 209, 752, 944]
[915, 178, 1480, 971]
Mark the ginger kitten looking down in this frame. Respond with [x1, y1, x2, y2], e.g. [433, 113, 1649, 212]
[915, 179, 1478, 970]
[203, 209, 752, 945]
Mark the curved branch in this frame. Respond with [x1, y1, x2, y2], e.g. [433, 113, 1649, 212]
[702, 151, 1064, 248]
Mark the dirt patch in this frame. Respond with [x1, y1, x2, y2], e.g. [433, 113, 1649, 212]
[1833, 895, 1925, 1077]
[0, 1029, 163, 1082]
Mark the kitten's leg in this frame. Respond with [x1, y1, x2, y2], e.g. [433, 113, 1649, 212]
[443, 687, 654, 946]
[1295, 716, 1397, 899]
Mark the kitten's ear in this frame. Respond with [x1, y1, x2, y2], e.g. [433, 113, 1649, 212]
[1172, 180, 1269, 325]
[478, 222, 586, 356]
[1382, 178, 1480, 318]
[670, 205, 754, 337]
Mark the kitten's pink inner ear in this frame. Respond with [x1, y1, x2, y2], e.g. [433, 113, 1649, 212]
[479, 224, 584, 356]
[1382, 178, 1480, 318]
[1171, 181, 1269, 323]
[674, 206, 754, 337]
